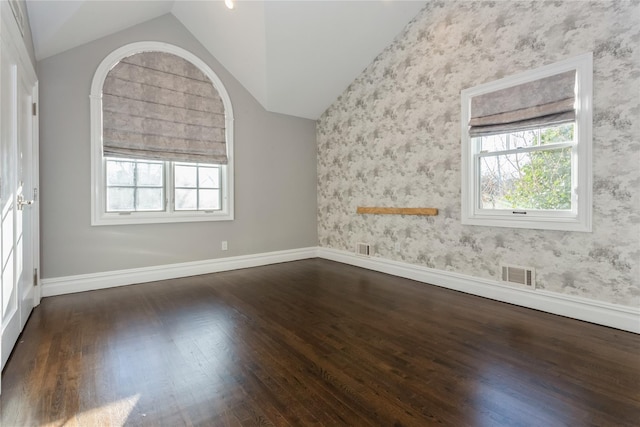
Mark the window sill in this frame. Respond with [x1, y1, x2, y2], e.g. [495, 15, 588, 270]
[91, 211, 234, 226]
[461, 213, 591, 232]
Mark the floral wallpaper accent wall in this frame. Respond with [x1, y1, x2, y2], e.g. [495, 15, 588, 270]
[317, 1, 640, 307]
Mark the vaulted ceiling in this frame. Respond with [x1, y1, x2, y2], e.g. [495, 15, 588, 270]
[25, 0, 426, 119]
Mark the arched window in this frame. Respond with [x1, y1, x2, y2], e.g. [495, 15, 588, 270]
[90, 42, 234, 225]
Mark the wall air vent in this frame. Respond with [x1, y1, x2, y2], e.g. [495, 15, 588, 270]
[356, 242, 371, 257]
[501, 264, 535, 288]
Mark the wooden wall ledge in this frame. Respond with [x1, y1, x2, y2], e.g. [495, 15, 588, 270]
[356, 207, 438, 216]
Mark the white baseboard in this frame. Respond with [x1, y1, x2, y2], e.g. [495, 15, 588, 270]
[317, 247, 640, 334]
[40, 246, 639, 333]
[41, 247, 317, 298]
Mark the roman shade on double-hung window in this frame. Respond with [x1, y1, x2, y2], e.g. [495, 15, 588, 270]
[102, 51, 228, 164]
[468, 70, 576, 137]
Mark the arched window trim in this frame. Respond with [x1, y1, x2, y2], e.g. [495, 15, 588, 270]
[90, 42, 234, 225]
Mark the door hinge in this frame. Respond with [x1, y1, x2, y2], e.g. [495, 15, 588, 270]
[32, 102, 37, 116]
[34, 268, 38, 286]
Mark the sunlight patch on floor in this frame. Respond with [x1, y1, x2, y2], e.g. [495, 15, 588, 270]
[42, 394, 141, 427]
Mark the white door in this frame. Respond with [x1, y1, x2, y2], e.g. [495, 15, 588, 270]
[0, 21, 39, 377]
[16, 70, 39, 328]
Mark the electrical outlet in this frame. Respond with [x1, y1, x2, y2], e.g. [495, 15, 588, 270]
[221, 241, 228, 251]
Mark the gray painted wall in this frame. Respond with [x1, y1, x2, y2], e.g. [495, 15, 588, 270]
[317, 1, 639, 307]
[38, 14, 317, 279]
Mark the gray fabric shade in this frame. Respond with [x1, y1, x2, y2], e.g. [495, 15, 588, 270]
[469, 70, 576, 137]
[102, 51, 228, 164]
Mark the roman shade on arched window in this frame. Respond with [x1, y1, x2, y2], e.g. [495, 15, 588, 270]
[468, 70, 576, 137]
[102, 51, 228, 164]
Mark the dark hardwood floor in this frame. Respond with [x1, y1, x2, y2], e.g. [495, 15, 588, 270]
[1, 259, 639, 426]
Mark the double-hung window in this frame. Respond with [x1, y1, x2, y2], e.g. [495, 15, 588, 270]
[90, 42, 234, 225]
[104, 159, 223, 213]
[461, 53, 592, 232]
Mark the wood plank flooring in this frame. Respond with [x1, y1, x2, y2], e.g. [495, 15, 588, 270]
[1, 259, 639, 426]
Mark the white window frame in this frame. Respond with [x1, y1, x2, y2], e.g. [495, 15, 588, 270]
[461, 53, 592, 232]
[90, 42, 234, 226]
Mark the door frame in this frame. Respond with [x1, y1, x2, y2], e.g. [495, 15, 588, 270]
[31, 82, 39, 306]
[31, 81, 42, 308]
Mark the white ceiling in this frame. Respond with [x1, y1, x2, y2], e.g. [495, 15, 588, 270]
[26, 0, 427, 119]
